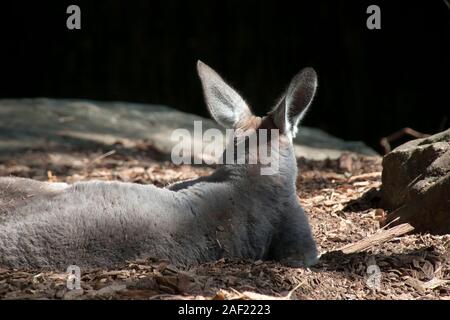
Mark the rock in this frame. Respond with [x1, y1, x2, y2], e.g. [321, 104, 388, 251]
[54, 287, 67, 299]
[63, 288, 84, 300]
[381, 129, 450, 234]
[93, 284, 127, 298]
[293, 127, 377, 160]
[0, 98, 377, 161]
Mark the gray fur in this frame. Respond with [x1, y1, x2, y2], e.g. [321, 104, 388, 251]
[0, 61, 318, 269]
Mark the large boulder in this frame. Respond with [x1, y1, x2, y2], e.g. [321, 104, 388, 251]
[0, 98, 377, 161]
[381, 129, 450, 234]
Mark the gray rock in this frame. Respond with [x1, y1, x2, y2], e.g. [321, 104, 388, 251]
[92, 284, 127, 298]
[63, 288, 84, 300]
[381, 129, 450, 234]
[0, 98, 376, 161]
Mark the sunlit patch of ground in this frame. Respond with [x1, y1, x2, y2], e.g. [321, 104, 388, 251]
[0, 145, 449, 300]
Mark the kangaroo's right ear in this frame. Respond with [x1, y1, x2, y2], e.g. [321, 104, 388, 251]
[197, 60, 252, 128]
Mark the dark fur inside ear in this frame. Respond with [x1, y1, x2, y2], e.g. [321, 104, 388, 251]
[286, 67, 317, 126]
[269, 96, 288, 133]
[270, 67, 318, 135]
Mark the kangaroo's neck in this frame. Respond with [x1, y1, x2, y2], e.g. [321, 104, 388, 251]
[167, 164, 297, 204]
[166, 165, 297, 261]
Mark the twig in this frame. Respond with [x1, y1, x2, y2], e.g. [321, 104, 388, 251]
[337, 223, 414, 254]
[84, 150, 116, 169]
[378, 215, 400, 231]
[348, 172, 381, 182]
[285, 282, 304, 299]
[380, 128, 430, 154]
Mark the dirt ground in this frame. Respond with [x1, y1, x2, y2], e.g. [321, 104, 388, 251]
[0, 143, 449, 300]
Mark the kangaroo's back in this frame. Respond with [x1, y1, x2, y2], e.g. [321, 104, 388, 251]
[0, 177, 68, 221]
[0, 179, 210, 268]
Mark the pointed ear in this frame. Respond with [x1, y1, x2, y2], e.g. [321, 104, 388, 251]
[270, 67, 318, 136]
[197, 60, 252, 128]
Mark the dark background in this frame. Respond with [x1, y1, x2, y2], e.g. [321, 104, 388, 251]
[0, 0, 448, 152]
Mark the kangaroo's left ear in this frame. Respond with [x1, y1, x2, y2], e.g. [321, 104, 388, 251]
[270, 67, 318, 136]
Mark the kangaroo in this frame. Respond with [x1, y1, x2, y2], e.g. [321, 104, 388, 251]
[0, 61, 318, 269]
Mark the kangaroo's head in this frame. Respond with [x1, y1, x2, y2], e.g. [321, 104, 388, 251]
[197, 60, 317, 184]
